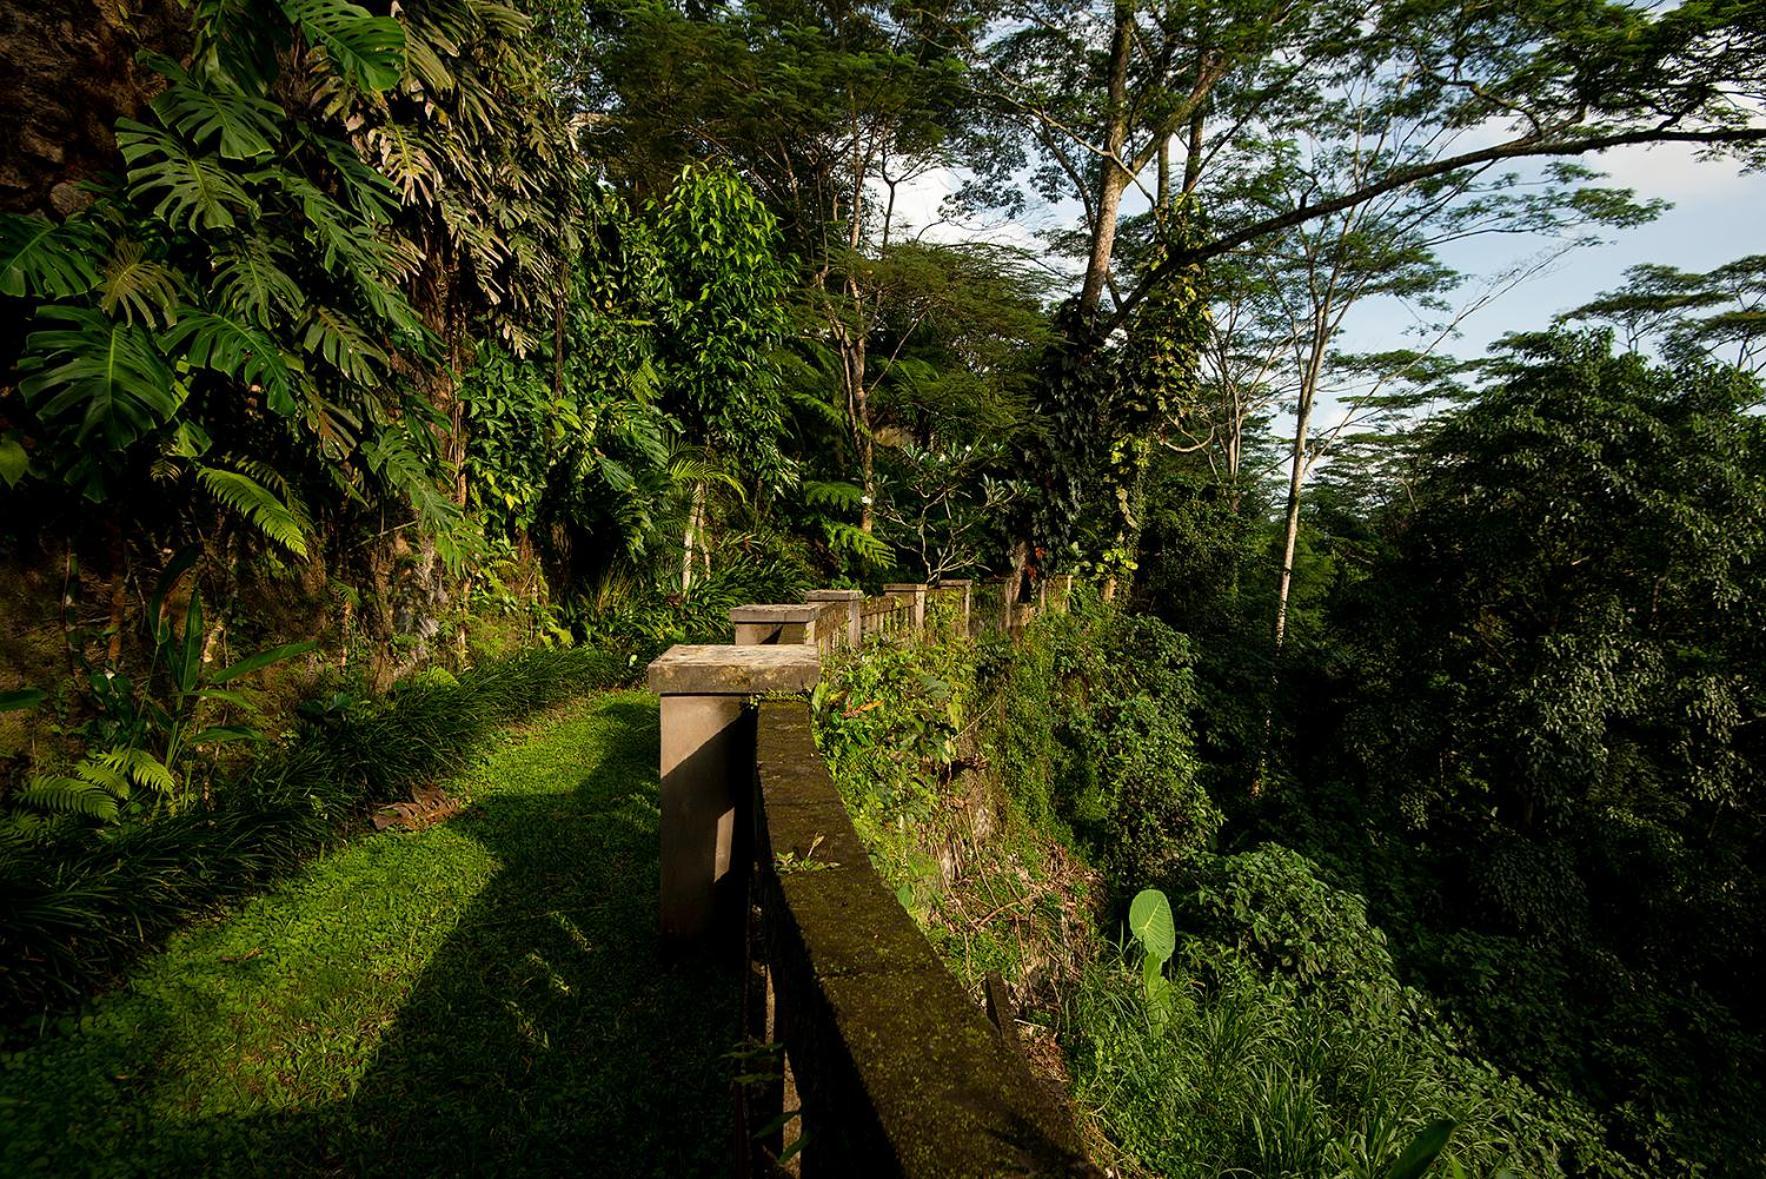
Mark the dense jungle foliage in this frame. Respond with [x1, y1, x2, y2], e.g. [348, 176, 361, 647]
[2, 0, 1763, 1172]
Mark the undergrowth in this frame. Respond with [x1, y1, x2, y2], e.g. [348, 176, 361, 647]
[812, 596, 1638, 1176]
[0, 646, 625, 1029]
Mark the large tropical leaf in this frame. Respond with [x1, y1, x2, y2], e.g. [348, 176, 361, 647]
[212, 237, 304, 324]
[116, 119, 257, 231]
[163, 309, 305, 416]
[281, 0, 406, 92]
[17, 307, 184, 448]
[144, 59, 283, 160]
[313, 133, 401, 224]
[301, 305, 387, 385]
[0, 214, 106, 299]
[99, 240, 184, 327]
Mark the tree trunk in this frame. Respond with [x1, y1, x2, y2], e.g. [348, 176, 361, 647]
[1272, 327, 1325, 659]
[681, 480, 705, 594]
[1077, 0, 1136, 318]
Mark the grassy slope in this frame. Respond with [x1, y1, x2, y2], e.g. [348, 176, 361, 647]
[0, 691, 739, 1177]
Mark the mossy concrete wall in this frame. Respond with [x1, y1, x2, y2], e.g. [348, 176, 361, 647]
[751, 701, 1096, 1177]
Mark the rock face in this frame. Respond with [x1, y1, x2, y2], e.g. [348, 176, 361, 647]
[0, 0, 188, 217]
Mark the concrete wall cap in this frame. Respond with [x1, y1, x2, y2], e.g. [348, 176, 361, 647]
[804, 588, 864, 600]
[728, 604, 824, 623]
[881, 582, 928, 592]
[647, 643, 820, 695]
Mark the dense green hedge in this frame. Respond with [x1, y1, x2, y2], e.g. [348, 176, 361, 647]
[0, 647, 625, 1030]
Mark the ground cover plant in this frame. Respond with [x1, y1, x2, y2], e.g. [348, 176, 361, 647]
[0, 692, 740, 1176]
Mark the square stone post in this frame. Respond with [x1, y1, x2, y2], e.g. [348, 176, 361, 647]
[648, 644, 821, 949]
[729, 604, 824, 645]
[804, 589, 863, 649]
[882, 582, 928, 631]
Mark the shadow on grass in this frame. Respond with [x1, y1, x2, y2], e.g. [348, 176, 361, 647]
[13, 697, 742, 1177]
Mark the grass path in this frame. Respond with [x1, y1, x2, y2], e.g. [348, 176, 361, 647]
[0, 691, 739, 1176]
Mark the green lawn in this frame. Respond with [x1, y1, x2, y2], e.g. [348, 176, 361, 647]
[0, 691, 740, 1176]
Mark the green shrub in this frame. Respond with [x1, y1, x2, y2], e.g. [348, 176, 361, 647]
[1071, 844, 1638, 1178]
[982, 602, 1217, 890]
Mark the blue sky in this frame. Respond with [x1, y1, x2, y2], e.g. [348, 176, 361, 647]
[896, 140, 1764, 360]
[1351, 141, 1766, 362]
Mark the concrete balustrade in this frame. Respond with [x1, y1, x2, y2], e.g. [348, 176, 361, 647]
[804, 588, 863, 649]
[882, 582, 928, 630]
[728, 604, 826, 645]
[648, 576, 1086, 1171]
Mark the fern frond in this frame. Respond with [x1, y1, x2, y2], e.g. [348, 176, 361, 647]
[824, 520, 891, 565]
[16, 772, 121, 820]
[0, 214, 107, 299]
[197, 465, 312, 556]
[91, 748, 179, 798]
[804, 480, 865, 509]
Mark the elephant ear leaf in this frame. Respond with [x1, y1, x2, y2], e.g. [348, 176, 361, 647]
[1128, 888, 1176, 964]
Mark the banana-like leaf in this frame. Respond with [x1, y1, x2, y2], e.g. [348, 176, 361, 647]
[211, 639, 318, 684]
[148, 546, 202, 644]
[0, 688, 45, 712]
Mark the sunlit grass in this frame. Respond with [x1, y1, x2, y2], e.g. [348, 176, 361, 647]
[0, 692, 739, 1176]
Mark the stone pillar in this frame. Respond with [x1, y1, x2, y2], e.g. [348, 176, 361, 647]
[804, 589, 863, 649]
[648, 644, 821, 949]
[729, 604, 824, 645]
[882, 582, 928, 631]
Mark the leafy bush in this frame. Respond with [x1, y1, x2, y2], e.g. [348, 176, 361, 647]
[1072, 845, 1637, 1177]
[0, 646, 624, 1027]
[982, 601, 1218, 889]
